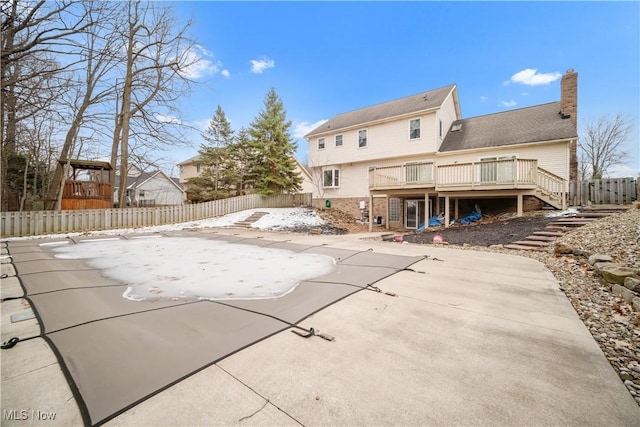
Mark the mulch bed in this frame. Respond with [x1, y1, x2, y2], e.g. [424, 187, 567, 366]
[401, 214, 556, 247]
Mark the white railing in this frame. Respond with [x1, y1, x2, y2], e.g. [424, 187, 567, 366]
[536, 167, 566, 205]
[0, 193, 312, 238]
[436, 158, 538, 189]
[369, 162, 434, 190]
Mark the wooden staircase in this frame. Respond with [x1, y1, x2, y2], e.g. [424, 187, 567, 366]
[234, 211, 270, 228]
[503, 209, 616, 251]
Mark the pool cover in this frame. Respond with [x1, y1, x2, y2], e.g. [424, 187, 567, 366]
[1, 233, 422, 426]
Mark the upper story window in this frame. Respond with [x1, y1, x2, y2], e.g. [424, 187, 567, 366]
[322, 167, 340, 188]
[358, 129, 367, 148]
[335, 134, 343, 147]
[318, 138, 325, 150]
[410, 118, 421, 139]
[439, 120, 443, 138]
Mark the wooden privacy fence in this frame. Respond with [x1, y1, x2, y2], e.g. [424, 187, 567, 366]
[1, 193, 312, 238]
[569, 178, 638, 206]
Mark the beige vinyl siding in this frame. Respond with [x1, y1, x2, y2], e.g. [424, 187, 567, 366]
[179, 163, 200, 183]
[436, 92, 459, 150]
[436, 141, 570, 180]
[309, 112, 438, 168]
[138, 175, 184, 205]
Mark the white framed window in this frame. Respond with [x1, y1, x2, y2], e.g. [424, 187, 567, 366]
[322, 167, 340, 188]
[318, 138, 325, 150]
[335, 134, 343, 147]
[439, 120, 443, 138]
[358, 129, 367, 148]
[409, 118, 421, 139]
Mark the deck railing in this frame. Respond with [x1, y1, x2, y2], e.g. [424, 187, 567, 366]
[436, 158, 538, 189]
[368, 161, 435, 190]
[63, 180, 112, 199]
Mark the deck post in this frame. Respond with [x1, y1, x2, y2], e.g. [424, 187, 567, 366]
[517, 194, 523, 217]
[368, 194, 374, 232]
[454, 199, 459, 220]
[386, 195, 390, 230]
[444, 195, 450, 227]
[424, 192, 429, 228]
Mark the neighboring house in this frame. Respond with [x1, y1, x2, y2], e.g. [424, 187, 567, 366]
[177, 154, 201, 193]
[177, 154, 314, 196]
[305, 70, 578, 230]
[114, 166, 184, 207]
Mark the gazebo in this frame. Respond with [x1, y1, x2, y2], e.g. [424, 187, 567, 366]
[59, 159, 112, 210]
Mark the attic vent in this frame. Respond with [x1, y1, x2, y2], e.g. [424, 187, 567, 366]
[451, 124, 462, 132]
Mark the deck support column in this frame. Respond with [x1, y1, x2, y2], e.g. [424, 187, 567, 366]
[369, 194, 374, 232]
[454, 199, 459, 220]
[517, 194, 523, 217]
[444, 195, 450, 228]
[436, 196, 441, 216]
[386, 195, 390, 230]
[424, 193, 429, 229]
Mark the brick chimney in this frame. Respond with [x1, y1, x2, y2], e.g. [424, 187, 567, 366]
[560, 69, 578, 181]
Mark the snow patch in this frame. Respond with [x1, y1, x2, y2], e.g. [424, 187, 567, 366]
[50, 237, 336, 301]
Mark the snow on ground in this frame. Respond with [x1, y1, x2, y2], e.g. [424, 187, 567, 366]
[5, 208, 326, 241]
[50, 236, 336, 301]
[544, 207, 580, 218]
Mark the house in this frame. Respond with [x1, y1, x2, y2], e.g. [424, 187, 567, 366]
[177, 154, 314, 197]
[114, 166, 184, 207]
[305, 70, 578, 230]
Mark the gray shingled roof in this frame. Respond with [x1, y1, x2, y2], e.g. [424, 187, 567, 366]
[439, 101, 577, 152]
[305, 84, 456, 138]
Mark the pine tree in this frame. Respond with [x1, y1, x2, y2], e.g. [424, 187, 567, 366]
[222, 127, 253, 196]
[187, 105, 235, 201]
[247, 88, 302, 196]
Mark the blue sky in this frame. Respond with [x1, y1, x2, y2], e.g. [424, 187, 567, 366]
[167, 1, 639, 177]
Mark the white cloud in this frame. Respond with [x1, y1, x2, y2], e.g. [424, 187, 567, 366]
[250, 56, 275, 74]
[480, 96, 488, 102]
[499, 100, 517, 108]
[178, 44, 224, 80]
[221, 69, 230, 79]
[156, 113, 182, 124]
[521, 92, 529, 96]
[605, 164, 640, 178]
[504, 68, 562, 86]
[293, 120, 328, 138]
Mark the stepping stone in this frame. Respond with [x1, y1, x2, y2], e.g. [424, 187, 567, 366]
[548, 221, 591, 227]
[512, 240, 549, 247]
[553, 218, 597, 222]
[525, 235, 556, 242]
[504, 244, 545, 251]
[533, 231, 565, 237]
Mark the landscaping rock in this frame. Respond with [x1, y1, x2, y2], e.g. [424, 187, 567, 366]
[612, 284, 636, 303]
[624, 277, 640, 292]
[634, 297, 640, 313]
[600, 265, 640, 286]
[554, 242, 574, 254]
[589, 254, 612, 265]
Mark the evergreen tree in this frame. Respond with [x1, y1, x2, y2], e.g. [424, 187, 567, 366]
[222, 127, 254, 196]
[247, 88, 302, 196]
[187, 105, 235, 201]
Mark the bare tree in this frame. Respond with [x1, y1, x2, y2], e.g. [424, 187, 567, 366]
[579, 114, 633, 179]
[110, 0, 197, 208]
[1, 0, 93, 210]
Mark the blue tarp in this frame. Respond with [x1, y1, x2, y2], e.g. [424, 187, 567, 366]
[456, 211, 482, 225]
[428, 216, 442, 227]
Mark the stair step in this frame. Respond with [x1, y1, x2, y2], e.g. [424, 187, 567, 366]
[512, 240, 550, 247]
[545, 225, 571, 231]
[525, 235, 557, 242]
[548, 221, 590, 227]
[504, 244, 545, 251]
[533, 231, 565, 237]
[573, 212, 612, 218]
[554, 218, 597, 223]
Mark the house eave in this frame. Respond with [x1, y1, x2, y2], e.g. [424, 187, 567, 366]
[305, 106, 441, 140]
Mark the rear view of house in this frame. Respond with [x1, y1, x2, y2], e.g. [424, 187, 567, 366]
[305, 70, 578, 230]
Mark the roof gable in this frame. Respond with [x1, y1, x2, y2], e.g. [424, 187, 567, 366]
[305, 84, 457, 138]
[439, 101, 578, 152]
